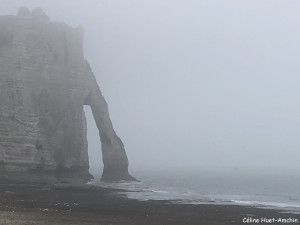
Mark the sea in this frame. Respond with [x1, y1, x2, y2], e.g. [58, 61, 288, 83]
[89, 169, 300, 214]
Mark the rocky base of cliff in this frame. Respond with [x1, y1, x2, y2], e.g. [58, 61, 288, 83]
[0, 167, 93, 185]
[101, 166, 136, 182]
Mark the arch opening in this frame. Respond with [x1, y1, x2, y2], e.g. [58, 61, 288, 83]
[83, 105, 103, 180]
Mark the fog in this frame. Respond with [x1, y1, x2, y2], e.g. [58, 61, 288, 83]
[1, 1, 300, 177]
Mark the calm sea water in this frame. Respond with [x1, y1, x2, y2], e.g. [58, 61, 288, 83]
[90, 170, 300, 214]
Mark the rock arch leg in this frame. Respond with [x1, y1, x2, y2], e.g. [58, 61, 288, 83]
[85, 85, 135, 181]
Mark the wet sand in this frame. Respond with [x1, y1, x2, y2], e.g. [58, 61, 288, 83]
[0, 183, 298, 225]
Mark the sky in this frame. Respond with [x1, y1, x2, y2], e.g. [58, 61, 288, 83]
[1, 1, 300, 177]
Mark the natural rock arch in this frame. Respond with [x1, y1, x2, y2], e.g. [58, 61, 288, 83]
[0, 7, 135, 183]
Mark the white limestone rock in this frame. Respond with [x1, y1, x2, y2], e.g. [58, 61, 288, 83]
[0, 8, 135, 183]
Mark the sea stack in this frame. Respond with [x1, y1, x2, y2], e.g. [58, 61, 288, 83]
[0, 7, 135, 183]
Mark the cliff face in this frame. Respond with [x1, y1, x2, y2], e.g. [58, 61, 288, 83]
[0, 7, 135, 183]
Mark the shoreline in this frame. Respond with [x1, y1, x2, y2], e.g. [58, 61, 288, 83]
[0, 183, 299, 225]
[91, 179, 300, 215]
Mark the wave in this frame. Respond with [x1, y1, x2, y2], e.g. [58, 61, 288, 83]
[230, 200, 300, 214]
[91, 176, 300, 214]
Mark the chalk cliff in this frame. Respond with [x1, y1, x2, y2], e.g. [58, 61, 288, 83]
[0, 7, 135, 183]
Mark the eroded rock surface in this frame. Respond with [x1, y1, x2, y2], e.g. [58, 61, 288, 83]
[0, 7, 135, 183]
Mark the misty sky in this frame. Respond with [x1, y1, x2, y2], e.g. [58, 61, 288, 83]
[1, 1, 300, 176]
